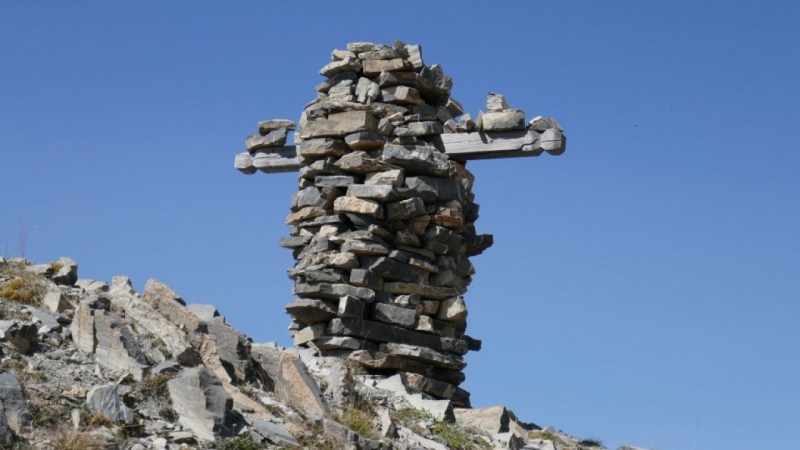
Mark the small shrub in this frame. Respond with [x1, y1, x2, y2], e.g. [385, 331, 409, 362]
[158, 406, 178, 422]
[264, 403, 285, 417]
[23, 370, 47, 383]
[337, 389, 378, 439]
[84, 411, 115, 429]
[340, 407, 376, 439]
[139, 372, 174, 399]
[530, 430, 560, 442]
[579, 438, 605, 447]
[116, 422, 145, 440]
[216, 433, 265, 450]
[296, 426, 338, 450]
[30, 401, 68, 429]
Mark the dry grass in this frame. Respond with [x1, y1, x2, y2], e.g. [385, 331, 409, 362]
[0, 277, 44, 305]
[51, 429, 109, 450]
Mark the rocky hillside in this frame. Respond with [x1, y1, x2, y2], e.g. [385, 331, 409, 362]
[0, 256, 646, 450]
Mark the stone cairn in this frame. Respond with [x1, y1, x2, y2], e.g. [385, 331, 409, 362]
[239, 42, 555, 408]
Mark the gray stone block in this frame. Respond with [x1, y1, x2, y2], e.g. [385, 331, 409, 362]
[87, 384, 133, 424]
[373, 303, 416, 328]
[0, 371, 32, 436]
[167, 367, 234, 442]
[284, 298, 338, 325]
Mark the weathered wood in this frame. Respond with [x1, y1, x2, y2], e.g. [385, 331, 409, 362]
[235, 129, 566, 174]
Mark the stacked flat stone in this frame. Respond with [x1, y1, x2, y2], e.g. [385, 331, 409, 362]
[235, 119, 297, 174]
[280, 42, 493, 407]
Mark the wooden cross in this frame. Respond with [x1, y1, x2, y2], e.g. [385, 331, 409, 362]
[234, 127, 566, 174]
[229, 43, 568, 405]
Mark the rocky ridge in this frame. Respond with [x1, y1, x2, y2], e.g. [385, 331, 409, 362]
[0, 256, 646, 450]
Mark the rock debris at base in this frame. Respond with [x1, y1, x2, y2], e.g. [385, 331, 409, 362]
[0, 255, 648, 449]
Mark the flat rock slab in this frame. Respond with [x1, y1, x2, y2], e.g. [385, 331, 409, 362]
[327, 318, 467, 355]
[454, 405, 510, 436]
[277, 354, 330, 417]
[299, 110, 377, 139]
[87, 384, 133, 424]
[167, 367, 234, 442]
[251, 420, 299, 447]
[0, 371, 32, 436]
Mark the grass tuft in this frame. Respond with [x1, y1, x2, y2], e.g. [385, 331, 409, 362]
[0, 277, 43, 304]
[215, 433, 264, 450]
[51, 429, 109, 450]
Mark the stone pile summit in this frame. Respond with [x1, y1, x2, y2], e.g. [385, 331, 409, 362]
[234, 41, 566, 407]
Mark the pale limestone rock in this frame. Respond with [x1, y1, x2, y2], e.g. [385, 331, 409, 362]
[108, 276, 195, 365]
[69, 299, 95, 354]
[278, 353, 330, 416]
[333, 196, 384, 219]
[486, 92, 510, 112]
[372, 374, 453, 421]
[51, 257, 78, 285]
[454, 406, 509, 436]
[436, 296, 468, 324]
[478, 110, 525, 131]
[167, 367, 234, 442]
[142, 279, 205, 333]
[365, 169, 404, 187]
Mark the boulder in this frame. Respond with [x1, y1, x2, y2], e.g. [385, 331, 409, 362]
[186, 304, 220, 323]
[0, 321, 38, 354]
[93, 309, 148, 380]
[23, 306, 67, 334]
[142, 279, 206, 333]
[108, 276, 197, 366]
[277, 354, 330, 416]
[453, 406, 509, 436]
[372, 375, 453, 421]
[167, 367, 234, 442]
[251, 420, 299, 447]
[86, 384, 133, 424]
[0, 371, 32, 436]
[51, 257, 78, 285]
[206, 317, 252, 382]
[42, 289, 70, 313]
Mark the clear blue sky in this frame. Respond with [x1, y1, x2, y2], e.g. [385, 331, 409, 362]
[2, 2, 798, 449]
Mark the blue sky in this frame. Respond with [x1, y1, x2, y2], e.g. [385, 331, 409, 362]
[2, 1, 798, 449]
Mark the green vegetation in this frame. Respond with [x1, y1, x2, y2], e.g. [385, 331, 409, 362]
[530, 430, 560, 442]
[215, 433, 265, 450]
[392, 407, 432, 422]
[138, 372, 174, 399]
[340, 406, 376, 438]
[431, 420, 490, 450]
[337, 389, 378, 439]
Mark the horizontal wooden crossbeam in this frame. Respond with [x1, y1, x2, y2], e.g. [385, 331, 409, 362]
[234, 128, 565, 174]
